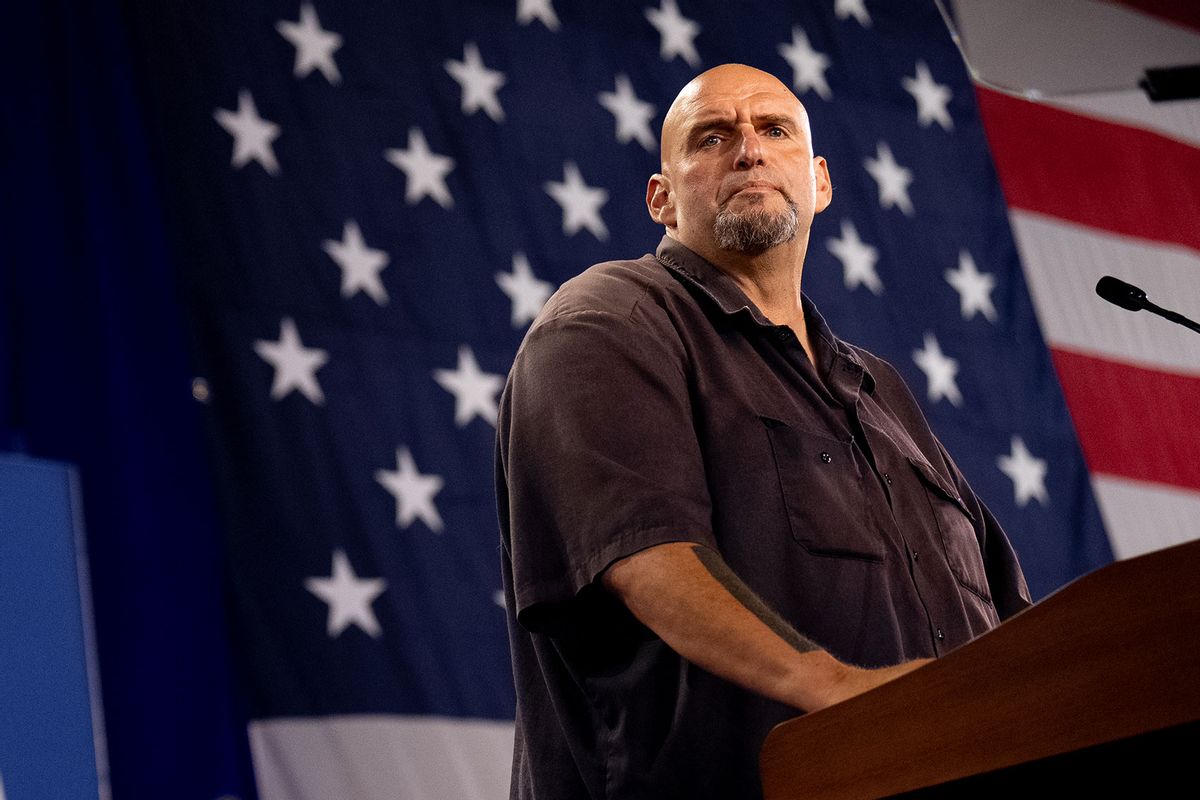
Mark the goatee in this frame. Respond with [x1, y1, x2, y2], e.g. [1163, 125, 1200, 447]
[713, 199, 800, 253]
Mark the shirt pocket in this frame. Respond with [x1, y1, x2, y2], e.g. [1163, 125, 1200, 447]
[760, 416, 884, 562]
[907, 456, 993, 602]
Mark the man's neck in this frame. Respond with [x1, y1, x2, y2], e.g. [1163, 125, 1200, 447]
[683, 234, 816, 361]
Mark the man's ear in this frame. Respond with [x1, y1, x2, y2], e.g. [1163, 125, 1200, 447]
[813, 156, 833, 215]
[646, 174, 676, 227]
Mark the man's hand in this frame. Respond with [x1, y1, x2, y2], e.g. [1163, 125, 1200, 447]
[602, 541, 930, 713]
[812, 658, 933, 712]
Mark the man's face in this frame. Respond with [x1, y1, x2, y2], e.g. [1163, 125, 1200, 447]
[648, 65, 832, 257]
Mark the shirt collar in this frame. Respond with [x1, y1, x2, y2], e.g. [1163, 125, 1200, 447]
[654, 234, 773, 325]
[654, 235, 875, 393]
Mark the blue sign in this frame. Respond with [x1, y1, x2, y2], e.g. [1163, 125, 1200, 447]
[0, 454, 106, 799]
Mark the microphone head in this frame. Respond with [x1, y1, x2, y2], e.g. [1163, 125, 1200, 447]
[1096, 276, 1148, 312]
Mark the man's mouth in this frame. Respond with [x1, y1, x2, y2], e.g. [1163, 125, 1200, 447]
[727, 181, 781, 200]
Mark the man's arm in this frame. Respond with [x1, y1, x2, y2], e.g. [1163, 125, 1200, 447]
[602, 541, 931, 713]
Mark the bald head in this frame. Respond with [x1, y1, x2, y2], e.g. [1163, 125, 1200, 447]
[659, 64, 814, 168]
[645, 63, 831, 261]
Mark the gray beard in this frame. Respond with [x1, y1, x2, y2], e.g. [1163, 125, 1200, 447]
[713, 199, 799, 253]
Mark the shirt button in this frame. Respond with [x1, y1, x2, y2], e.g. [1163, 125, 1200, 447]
[778, 329, 792, 341]
[936, 627, 945, 641]
[884, 472, 893, 485]
[911, 550, 919, 562]
[820, 452, 832, 463]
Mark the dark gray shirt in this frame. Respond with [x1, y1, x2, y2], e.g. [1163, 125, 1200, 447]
[496, 236, 1030, 800]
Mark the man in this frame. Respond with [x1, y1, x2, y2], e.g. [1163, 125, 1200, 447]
[496, 64, 1030, 799]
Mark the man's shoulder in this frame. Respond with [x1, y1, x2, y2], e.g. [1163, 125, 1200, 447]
[534, 253, 685, 327]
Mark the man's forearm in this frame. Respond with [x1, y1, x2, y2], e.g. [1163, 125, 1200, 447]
[602, 542, 929, 712]
[690, 544, 824, 657]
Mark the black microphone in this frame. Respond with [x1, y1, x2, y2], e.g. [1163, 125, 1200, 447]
[1095, 276, 1147, 311]
[1096, 275, 1200, 335]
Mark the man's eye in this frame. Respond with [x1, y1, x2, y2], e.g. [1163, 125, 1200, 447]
[701, 135, 721, 147]
[766, 127, 786, 137]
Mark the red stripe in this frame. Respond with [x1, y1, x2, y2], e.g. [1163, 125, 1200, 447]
[976, 87, 1200, 253]
[1103, 0, 1200, 33]
[1050, 347, 1200, 492]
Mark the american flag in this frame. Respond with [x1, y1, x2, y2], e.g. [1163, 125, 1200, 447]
[970, 3, 1200, 564]
[118, 0, 1196, 796]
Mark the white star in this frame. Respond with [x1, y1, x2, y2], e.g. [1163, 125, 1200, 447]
[598, 74, 657, 151]
[254, 317, 328, 404]
[912, 332, 962, 407]
[834, 0, 872, 26]
[433, 345, 505, 427]
[375, 447, 445, 532]
[826, 219, 883, 295]
[496, 252, 555, 328]
[275, 2, 342, 84]
[545, 161, 609, 240]
[213, 90, 281, 175]
[864, 141, 914, 216]
[778, 27, 832, 100]
[998, 436, 1049, 508]
[305, 550, 387, 638]
[645, 0, 701, 68]
[517, 0, 560, 30]
[445, 42, 507, 123]
[945, 250, 997, 322]
[322, 220, 389, 305]
[902, 60, 954, 131]
[385, 127, 456, 209]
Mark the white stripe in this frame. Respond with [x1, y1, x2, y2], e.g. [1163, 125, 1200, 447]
[249, 715, 514, 800]
[1007, 210, 1200, 376]
[1048, 90, 1200, 150]
[1091, 474, 1200, 560]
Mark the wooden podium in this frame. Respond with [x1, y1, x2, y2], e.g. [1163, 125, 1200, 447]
[760, 539, 1200, 799]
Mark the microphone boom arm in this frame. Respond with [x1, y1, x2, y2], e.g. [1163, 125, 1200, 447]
[1095, 276, 1200, 336]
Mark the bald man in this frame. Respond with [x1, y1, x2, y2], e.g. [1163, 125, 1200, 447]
[496, 65, 1030, 799]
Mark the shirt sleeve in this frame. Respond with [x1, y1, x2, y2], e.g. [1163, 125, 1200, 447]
[497, 304, 715, 632]
[937, 441, 1033, 619]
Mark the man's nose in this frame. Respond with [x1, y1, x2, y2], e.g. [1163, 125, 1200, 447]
[734, 126, 764, 170]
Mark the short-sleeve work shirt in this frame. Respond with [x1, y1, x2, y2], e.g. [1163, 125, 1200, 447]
[496, 236, 1031, 800]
